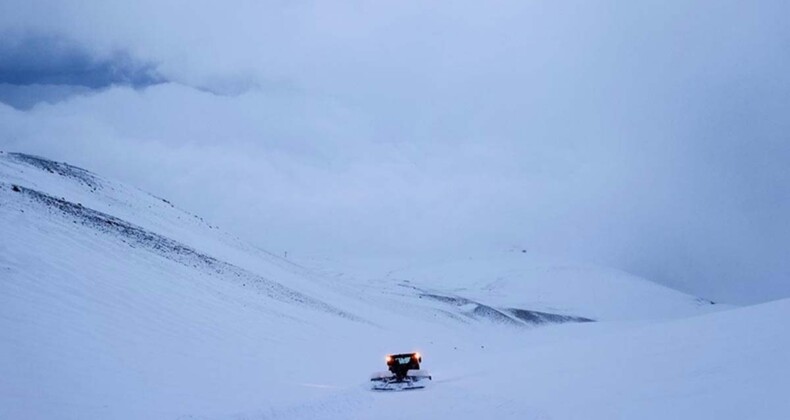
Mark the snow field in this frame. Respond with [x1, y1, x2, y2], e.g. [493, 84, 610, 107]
[2, 152, 786, 419]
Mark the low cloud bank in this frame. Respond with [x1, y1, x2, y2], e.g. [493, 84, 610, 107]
[1, 1, 789, 304]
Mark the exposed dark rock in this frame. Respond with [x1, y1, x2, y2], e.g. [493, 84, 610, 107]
[8, 153, 101, 190]
[470, 304, 523, 326]
[506, 308, 593, 324]
[420, 292, 594, 327]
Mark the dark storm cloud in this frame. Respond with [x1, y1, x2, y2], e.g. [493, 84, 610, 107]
[0, 35, 163, 88]
[0, 35, 164, 108]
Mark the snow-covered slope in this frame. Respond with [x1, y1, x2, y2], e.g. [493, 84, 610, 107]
[0, 153, 384, 418]
[252, 297, 790, 420]
[1, 151, 783, 419]
[387, 255, 723, 321]
[297, 254, 724, 322]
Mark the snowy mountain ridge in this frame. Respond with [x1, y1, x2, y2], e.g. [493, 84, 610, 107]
[2, 151, 714, 326]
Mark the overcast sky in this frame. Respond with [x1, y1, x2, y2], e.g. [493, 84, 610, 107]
[1, 0, 789, 304]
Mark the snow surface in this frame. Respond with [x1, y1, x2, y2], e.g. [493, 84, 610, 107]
[1, 151, 787, 419]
